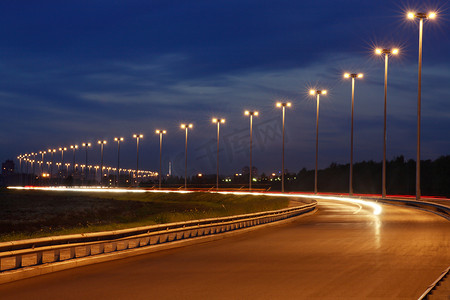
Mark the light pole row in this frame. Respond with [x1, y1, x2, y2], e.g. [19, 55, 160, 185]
[16, 10, 437, 196]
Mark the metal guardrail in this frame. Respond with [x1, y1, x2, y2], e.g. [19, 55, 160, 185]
[0, 202, 316, 273]
[375, 198, 450, 220]
[418, 266, 450, 299]
[373, 197, 450, 299]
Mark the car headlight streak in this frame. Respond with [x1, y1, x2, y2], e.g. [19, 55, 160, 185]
[7, 186, 382, 215]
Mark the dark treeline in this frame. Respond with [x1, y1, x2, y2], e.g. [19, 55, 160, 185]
[284, 155, 450, 197]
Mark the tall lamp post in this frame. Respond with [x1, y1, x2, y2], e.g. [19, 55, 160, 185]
[212, 118, 225, 191]
[48, 149, 56, 182]
[375, 48, 399, 198]
[407, 11, 436, 200]
[94, 165, 99, 181]
[114, 137, 124, 187]
[39, 151, 46, 175]
[70, 145, 78, 175]
[97, 140, 107, 186]
[244, 110, 259, 191]
[276, 102, 291, 193]
[56, 163, 61, 178]
[309, 89, 327, 194]
[17, 155, 23, 185]
[344, 73, 363, 196]
[81, 143, 91, 184]
[31, 152, 36, 177]
[180, 124, 193, 190]
[59, 147, 67, 178]
[155, 130, 166, 189]
[133, 134, 143, 187]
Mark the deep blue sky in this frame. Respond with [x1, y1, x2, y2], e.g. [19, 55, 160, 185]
[1, 0, 449, 177]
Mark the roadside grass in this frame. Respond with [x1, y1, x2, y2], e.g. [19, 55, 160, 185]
[0, 189, 289, 242]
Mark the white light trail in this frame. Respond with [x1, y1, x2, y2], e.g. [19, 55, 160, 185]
[7, 186, 382, 215]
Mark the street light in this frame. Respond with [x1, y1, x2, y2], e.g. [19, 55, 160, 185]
[94, 165, 99, 181]
[39, 151, 46, 175]
[180, 124, 193, 190]
[343, 73, 363, 196]
[81, 143, 91, 184]
[30, 156, 35, 183]
[155, 130, 167, 189]
[133, 134, 144, 186]
[309, 89, 327, 194]
[31, 152, 36, 177]
[276, 102, 291, 193]
[244, 110, 259, 191]
[407, 11, 436, 200]
[212, 118, 225, 191]
[56, 162, 62, 181]
[70, 145, 78, 174]
[97, 140, 107, 186]
[17, 155, 23, 185]
[48, 149, 56, 182]
[375, 48, 399, 198]
[58, 147, 67, 178]
[114, 137, 124, 187]
[46, 161, 51, 176]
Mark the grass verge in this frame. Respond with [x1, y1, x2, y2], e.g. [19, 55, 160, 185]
[0, 189, 289, 242]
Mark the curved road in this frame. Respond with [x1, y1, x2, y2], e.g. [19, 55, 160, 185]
[1, 200, 449, 299]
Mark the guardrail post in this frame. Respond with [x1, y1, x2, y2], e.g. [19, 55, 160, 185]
[54, 250, 60, 262]
[15, 255, 23, 269]
[36, 251, 43, 265]
[86, 245, 91, 256]
[69, 247, 75, 259]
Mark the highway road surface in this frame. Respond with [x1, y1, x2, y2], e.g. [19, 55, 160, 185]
[1, 199, 449, 299]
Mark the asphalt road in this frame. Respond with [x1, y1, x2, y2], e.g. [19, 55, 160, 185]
[1, 199, 449, 299]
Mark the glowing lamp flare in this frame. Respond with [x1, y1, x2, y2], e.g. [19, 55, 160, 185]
[212, 118, 225, 123]
[245, 110, 259, 116]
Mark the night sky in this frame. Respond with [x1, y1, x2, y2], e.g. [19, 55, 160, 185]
[1, 1, 449, 177]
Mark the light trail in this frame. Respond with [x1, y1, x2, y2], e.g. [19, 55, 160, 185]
[216, 191, 382, 215]
[7, 186, 382, 215]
